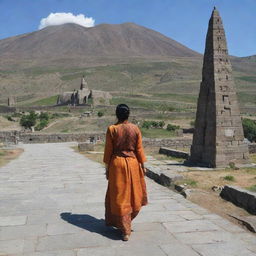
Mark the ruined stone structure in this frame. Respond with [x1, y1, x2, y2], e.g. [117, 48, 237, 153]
[8, 96, 16, 107]
[57, 75, 112, 106]
[57, 76, 91, 106]
[189, 7, 249, 167]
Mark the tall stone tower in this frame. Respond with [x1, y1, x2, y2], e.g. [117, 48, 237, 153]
[78, 75, 91, 104]
[80, 75, 88, 90]
[189, 7, 249, 167]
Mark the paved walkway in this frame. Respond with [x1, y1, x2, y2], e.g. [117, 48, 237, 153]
[0, 143, 255, 256]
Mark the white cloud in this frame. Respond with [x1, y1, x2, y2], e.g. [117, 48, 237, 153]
[38, 12, 95, 29]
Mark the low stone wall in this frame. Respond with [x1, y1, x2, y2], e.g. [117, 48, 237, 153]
[220, 185, 256, 215]
[78, 142, 95, 151]
[159, 147, 189, 159]
[0, 105, 16, 113]
[143, 137, 192, 150]
[249, 144, 256, 154]
[0, 131, 104, 144]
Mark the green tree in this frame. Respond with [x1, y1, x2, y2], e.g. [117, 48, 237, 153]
[35, 119, 49, 131]
[242, 118, 256, 142]
[20, 111, 37, 129]
[39, 112, 49, 121]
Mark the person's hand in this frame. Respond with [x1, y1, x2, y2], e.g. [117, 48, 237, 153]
[141, 163, 147, 176]
[105, 165, 109, 180]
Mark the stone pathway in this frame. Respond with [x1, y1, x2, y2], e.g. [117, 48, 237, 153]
[0, 143, 255, 256]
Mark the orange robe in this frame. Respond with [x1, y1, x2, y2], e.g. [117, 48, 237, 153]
[103, 121, 148, 235]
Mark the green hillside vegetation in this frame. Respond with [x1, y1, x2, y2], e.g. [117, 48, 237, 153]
[24, 95, 59, 106]
[1, 58, 255, 111]
[0, 57, 256, 138]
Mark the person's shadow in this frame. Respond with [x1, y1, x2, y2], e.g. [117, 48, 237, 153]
[60, 212, 121, 240]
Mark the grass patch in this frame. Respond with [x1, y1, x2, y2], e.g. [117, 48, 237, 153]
[154, 93, 197, 103]
[223, 175, 235, 181]
[111, 97, 177, 112]
[245, 168, 256, 175]
[26, 95, 58, 106]
[237, 76, 256, 83]
[0, 148, 24, 167]
[0, 150, 6, 156]
[247, 185, 256, 192]
[238, 92, 256, 104]
[176, 178, 198, 187]
[250, 153, 256, 163]
[61, 128, 70, 133]
[141, 128, 176, 138]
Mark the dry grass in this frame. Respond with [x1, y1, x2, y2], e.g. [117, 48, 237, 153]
[179, 168, 256, 191]
[0, 148, 24, 167]
[72, 144, 104, 165]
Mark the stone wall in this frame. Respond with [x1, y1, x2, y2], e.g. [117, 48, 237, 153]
[143, 137, 192, 150]
[220, 185, 256, 214]
[0, 131, 104, 144]
[159, 147, 189, 159]
[249, 143, 256, 154]
[78, 142, 95, 151]
[0, 105, 16, 113]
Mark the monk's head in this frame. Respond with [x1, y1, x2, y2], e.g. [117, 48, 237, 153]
[116, 104, 130, 122]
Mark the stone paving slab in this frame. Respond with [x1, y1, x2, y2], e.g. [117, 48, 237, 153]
[0, 142, 255, 255]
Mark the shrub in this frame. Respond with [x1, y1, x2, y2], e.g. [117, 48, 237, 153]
[228, 162, 239, 170]
[242, 118, 256, 142]
[158, 121, 165, 128]
[20, 111, 37, 129]
[223, 175, 235, 181]
[142, 120, 165, 129]
[12, 112, 22, 118]
[142, 121, 151, 129]
[97, 111, 104, 117]
[35, 119, 49, 131]
[39, 112, 49, 121]
[166, 123, 180, 131]
[5, 115, 15, 122]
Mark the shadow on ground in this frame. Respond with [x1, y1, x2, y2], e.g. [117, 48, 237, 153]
[60, 212, 121, 240]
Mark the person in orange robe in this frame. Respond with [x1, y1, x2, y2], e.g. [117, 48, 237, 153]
[104, 104, 148, 241]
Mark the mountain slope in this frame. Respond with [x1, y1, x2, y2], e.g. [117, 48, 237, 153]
[0, 22, 199, 68]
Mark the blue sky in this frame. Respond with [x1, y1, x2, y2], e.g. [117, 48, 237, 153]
[0, 0, 255, 57]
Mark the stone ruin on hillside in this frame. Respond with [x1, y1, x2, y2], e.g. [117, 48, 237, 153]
[57, 75, 112, 106]
[188, 7, 249, 168]
[7, 96, 16, 107]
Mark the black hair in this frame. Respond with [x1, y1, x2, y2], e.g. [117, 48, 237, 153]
[116, 104, 130, 122]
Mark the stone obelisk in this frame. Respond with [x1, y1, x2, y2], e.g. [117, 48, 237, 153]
[189, 7, 249, 167]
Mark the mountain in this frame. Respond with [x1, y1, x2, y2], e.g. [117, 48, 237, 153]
[0, 23, 199, 69]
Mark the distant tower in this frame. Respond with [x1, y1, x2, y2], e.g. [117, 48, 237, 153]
[80, 75, 88, 90]
[78, 75, 91, 104]
[189, 7, 249, 167]
[8, 96, 16, 107]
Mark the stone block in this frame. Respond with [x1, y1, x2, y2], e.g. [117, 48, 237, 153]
[163, 219, 221, 233]
[220, 185, 256, 214]
[192, 241, 256, 256]
[0, 216, 27, 226]
[78, 142, 94, 151]
[159, 147, 189, 159]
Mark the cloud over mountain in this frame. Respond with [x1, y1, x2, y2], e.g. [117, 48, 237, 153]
[38, 12, 95, 29]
